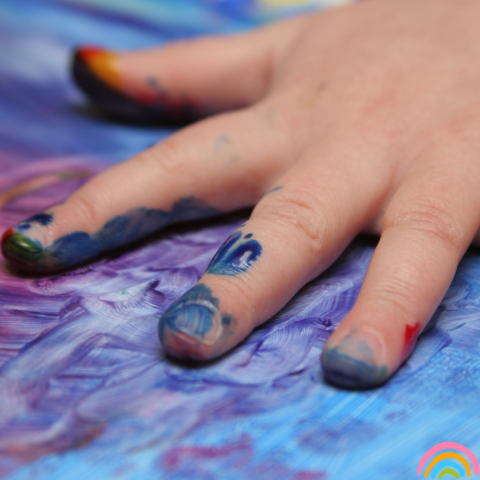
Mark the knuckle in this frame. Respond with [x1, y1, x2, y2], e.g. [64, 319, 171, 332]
[68, 195, 100, 228]
[369, 276, 418, 320]
[383, 198, 464, 250]
[255, 188, 327, 252]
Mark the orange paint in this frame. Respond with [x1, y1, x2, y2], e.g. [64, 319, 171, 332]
[78, 47, 122, 91]
[402, 322, 421, 359]
[75, 45, 199, 117]
[424, 452, 471, 477]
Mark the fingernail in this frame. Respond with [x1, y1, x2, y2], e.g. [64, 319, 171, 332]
[159, 284, 228, 350]
[72, 46, 159, 122]
[1, 213, 53, 270]
[72, 47, 199, 123]
[73, 46, 148, 121]
[321, 328, 388, 389]
[76, 47, 121, 91]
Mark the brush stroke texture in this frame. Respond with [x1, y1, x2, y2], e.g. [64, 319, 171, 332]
[1, 1, 479, 480]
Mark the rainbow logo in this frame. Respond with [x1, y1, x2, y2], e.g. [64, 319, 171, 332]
[417, 443, 480, 479]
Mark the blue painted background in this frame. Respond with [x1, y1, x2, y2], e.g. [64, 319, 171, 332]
[0, 1, 479, 479]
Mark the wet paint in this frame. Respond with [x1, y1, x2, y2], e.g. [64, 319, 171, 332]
[322, 348, 388, 389]
[17, 213, 53, 229]
[158, 283, 235, 348]
[321, 330, 388, 389]
[1, 0, 476, 477]
[206, 230, 262, 276]
[2, 197, 219, 271]
[72, 47, 198, 123]
[402, 322, 421, 360]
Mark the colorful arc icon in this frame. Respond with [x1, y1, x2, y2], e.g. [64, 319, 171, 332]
[417, 443, 480, 478]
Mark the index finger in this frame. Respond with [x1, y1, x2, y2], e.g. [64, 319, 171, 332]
[1, 107, 289, 271]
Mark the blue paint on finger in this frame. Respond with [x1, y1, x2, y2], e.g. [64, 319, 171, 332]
[3, 197, 220, 271]
[159, 284, 235, 347]
[264, 186, 283, 196]
[206, 230, 262, 276]
[27, 213, 54, 226]
[321, 331, 388, 389]
[321, 349, 388, 389]
[159, 284, 218, 343]
[17, 213, 54, 230]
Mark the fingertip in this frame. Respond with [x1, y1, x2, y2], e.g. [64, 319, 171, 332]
[75, 46, 122, 90]
[71, 46, 157, 123]
[159, 325, 217, 362]
[1, 213, 80, 272]
[1, 227, 48, 272]
[158, 284, 234, 361]
[321, 349, 388, 390]
[321, 328, 388, 389]
[71, 46, 198, 123]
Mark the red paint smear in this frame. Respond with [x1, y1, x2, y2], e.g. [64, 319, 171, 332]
[162, 435, 252, 470]
[295, 472, 328, 480]
[1, 228, 14, 249]
[162, 438, 328, 479]
[402, 322, 421, 359]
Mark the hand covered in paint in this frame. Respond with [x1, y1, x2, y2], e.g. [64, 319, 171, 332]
[4, 0, 480, 389]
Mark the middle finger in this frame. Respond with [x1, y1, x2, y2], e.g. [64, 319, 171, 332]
[159, 133, 394, 360]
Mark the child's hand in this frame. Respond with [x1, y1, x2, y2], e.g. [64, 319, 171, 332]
[4, 0, 480, 388]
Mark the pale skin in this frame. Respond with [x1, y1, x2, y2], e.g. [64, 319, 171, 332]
[5, 0, 480, 387]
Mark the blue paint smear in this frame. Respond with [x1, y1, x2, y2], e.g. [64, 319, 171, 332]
[321, 348, 387, 389]
[47, 197, 219, 267]
[159, 283, 220, 342]
[17, 213, 53, 230]
[206, 230, 262, 276]
[16, 224, 31, 230]
[27, 213, 53, 226]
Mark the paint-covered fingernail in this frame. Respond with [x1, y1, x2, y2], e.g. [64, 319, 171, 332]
[321, 328, 388, 389]
[72, 46, 197, 123]
[158, 284, 234, 358]
[1, 214, 53, 270]
[73, 46, 155, 121]
[72, 46, 145, 121]
[76, 47, 121, 90]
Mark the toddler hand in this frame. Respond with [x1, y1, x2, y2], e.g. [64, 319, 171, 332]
[4, 0, 480, 388]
